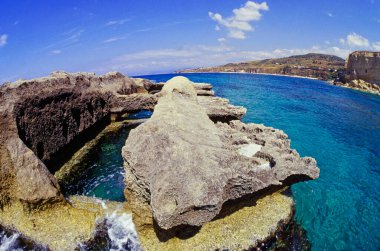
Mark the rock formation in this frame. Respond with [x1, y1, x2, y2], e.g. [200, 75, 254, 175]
[122, 76, 319, 230]
[0, 71, 156, 209]
[346, 51, 380, 85]
[0, 71, 320, 249]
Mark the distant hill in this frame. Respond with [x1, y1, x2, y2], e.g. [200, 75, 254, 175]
[178, 53, 346, 81]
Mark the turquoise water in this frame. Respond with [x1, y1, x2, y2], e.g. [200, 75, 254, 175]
[140, 73, 380, 251]
[63, 110, 152, 202]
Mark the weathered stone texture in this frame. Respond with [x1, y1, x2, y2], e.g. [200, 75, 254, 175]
[122, 76, 319, 230]
[346, 51, 380, 85]
[0, 71, 154, 207]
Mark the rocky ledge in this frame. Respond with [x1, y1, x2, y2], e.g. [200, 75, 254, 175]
[123, 77, 319, 232]
[0, 71, 249, 249]
[333, 79, 380, 95]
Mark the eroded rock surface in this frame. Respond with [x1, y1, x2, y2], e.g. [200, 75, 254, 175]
[122, 76, 319, 230]
[346, 51, 380, 85]
[0, 71, 155, 208]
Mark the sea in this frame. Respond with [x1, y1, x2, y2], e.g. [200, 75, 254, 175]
[2, 73, 379, 250]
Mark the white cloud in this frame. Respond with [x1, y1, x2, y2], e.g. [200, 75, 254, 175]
[92, 43, 350, 76]
[103, 36, 126, 43]
[209, 1, 269, 40]
[373, 42, 380, 50]
[340, 32, 370, 48]
[326, 12, 334, 18]
[51, 50, 61, 55]
[218, 38, 226, 43]
[105, 19, 130, 26]
[0, 34, 8, 47]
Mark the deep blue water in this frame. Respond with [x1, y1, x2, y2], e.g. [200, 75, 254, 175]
[140, 73, 380, 251]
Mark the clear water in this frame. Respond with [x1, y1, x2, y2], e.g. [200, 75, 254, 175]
[139, 73, 380, 251]
[64, 110, 152, 202]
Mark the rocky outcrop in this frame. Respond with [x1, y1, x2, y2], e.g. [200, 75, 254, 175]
[346, 51, 380, 85]
[0, 71, 156, 208]
[122, 76, 319, 230]
[333, 79, 380, 95]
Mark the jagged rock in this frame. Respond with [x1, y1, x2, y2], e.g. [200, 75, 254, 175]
[0, 71, 154, 208]
[198, 96, 246, 122]
[122, 76, 319, 230]
[346, 51, 380, 85]
[334, 79, 380, 95]
[140, 80, 246, 121]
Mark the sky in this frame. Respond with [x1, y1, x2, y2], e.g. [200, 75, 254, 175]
[0, 0, 379, 82]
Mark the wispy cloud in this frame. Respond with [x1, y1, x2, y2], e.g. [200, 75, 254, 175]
[105, 19, 130, 26]
[51, 50, 61, 55]
[209, 1, 269, 40]
[103, 36, 126, 43]
[100, 20, 199, 44]
[0, 34, 8, 47]
[326, 12, 334, 18]
[38, 27, 84, 52]
[93, 43, 350, 75]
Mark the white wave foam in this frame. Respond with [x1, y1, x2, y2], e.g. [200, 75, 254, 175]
[106, 211, 141, 251]
[91, 199, 141, 251]
[0, 232, 20, 251]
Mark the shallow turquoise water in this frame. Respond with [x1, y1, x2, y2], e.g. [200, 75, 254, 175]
[64, 110, 152, 202]
[140, 73, 380, 251]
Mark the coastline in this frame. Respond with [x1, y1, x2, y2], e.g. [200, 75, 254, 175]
[178, 71, 380, 96]
[177, 71, 321, 81]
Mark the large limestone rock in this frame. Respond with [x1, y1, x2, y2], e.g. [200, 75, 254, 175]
[0, 71, 154, 208]
[122, 76, 319, 230]
[346, 51, 380, 85]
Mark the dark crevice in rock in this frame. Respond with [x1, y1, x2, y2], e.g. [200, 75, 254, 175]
[45, 115, 111, 174]
[13, 89, 112, 174]
[216, 187, 292, 221]
[152, 221, 202, 242]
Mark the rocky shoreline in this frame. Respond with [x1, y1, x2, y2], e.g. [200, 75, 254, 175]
[0, 72, 319, 250]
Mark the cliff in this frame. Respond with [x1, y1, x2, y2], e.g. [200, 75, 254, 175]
[179, 53, 345, 81]
[332, 51, 380, 95]
[345, 51, 380, 85]
[123, 76, 319, 231]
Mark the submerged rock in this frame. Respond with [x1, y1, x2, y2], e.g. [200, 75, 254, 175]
[122, 76, 319, 230]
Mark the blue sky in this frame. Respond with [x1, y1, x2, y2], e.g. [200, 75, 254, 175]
[0, 0, 379, 82]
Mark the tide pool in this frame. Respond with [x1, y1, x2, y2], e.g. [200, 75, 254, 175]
[141, 73, 380, 251]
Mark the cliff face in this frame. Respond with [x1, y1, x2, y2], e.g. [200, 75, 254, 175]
[346, 51, 380, 85]
[123, 76, 319, 230]
[0, 71, 155, 208]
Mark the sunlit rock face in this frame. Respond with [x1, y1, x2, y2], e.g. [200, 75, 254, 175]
[122, 76, 319, 230]
[346, 51, 380, 85]
[0, 71, 155, 208]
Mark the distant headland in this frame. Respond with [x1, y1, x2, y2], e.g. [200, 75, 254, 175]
[178, 51, 380, 95]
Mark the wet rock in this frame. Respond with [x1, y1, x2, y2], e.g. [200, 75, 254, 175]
[122, 76, 319, 230]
